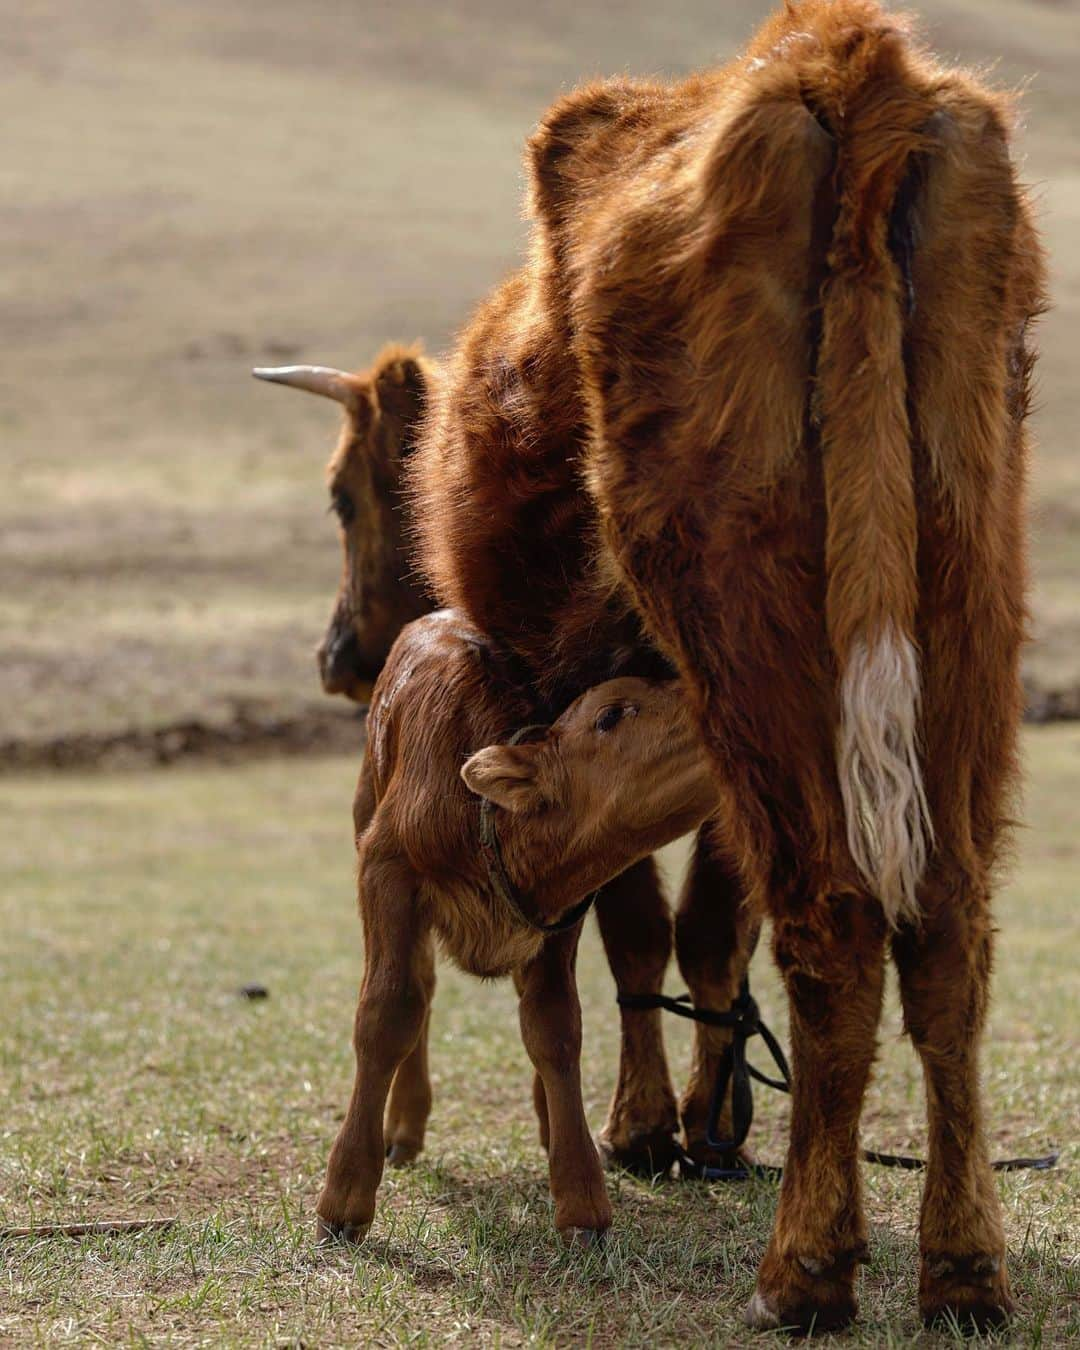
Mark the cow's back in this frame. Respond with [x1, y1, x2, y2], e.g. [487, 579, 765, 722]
[407, 81, 714, 707]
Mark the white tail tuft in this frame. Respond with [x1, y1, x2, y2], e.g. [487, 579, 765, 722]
[838, 627, 933, 926]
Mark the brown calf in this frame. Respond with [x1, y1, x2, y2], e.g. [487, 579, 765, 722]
[409, 0, 1045, 1331]
[315, 608, 717, 1242]
[253, 345, 434, 693]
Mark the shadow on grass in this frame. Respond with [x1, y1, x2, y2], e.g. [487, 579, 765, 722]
[319, 1156, 1078, 1345]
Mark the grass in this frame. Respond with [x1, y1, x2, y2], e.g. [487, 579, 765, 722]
[4, 0, 1080, 742]
[1, 730, 1076, 1346]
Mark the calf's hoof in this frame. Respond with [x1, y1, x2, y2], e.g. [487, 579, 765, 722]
[315, 1214, 371, 1246]
[919, 1252, 1013, 1332]
[385, 1138, 422, 1167]
[596, 1127, 679, 1178]
[554, 1187, 613, 1244]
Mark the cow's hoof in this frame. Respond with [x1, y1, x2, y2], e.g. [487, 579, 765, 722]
[315, 1215, 370, 1246]
[744, 1285, 858, 1336]
[746, 1248, 863, 1336]
[596, 1128, 679, 1178]
[561, 1225, 606, 1250]
[920, 1252, 1013, 1332]
[385, 1139, 422, 1167]
[744, 1290, 783, 1330]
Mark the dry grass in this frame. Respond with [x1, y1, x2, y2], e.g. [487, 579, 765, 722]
[1, 729, 1075, 1346]
[3, 0, 1080, 742]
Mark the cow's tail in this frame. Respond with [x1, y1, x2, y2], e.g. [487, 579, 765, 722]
[811, 15, 934, 927]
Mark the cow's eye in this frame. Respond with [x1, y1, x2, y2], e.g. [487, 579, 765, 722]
[330, 488, 355, 525]
[595, 704, 625, 734]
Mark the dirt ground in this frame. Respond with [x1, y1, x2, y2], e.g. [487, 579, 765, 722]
[3, 0, 1080, 747]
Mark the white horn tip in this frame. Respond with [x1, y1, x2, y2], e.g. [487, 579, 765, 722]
[248, 363, 354, 402]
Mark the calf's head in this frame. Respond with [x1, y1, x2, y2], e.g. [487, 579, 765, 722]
[462, 678, 718, 921]
[253, 345, 435, 697]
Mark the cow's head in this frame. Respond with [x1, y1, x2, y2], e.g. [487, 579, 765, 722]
[253, 345, 435, 698]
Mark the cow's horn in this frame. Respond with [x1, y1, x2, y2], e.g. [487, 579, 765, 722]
[252, 365, 353, 404]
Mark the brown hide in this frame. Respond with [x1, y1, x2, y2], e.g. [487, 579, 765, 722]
[409, 4, 1043, 895]
[407, 0, 1045, 1330]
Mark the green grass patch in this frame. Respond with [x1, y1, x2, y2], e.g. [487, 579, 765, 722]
[1, 732, 1076, 1345]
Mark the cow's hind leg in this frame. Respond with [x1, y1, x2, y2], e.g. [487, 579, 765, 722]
[674, 823, 762, 1170]
[746, 890, 887, 1334]
[317, 854, 431, 1243]
[517, 928, 613, 1241]
[893, 858, 1012, 1330]
[383, 932, 436, 1165]
[594, 856, 680, 1174]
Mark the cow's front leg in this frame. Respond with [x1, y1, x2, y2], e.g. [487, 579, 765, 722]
[893, 859, 1012, 1331]
[746, 893, 887, 1334]
[517, 928, 612, 1241]
[674, 824, 762, 1171]
[594, 856, 680, 1174]
[317, 853, 430, 1243]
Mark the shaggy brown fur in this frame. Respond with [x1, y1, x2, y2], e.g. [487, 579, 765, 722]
[316, 609, 717, 1243]
[409, 0, 1045, 1330]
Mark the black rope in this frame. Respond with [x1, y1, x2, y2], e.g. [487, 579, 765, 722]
[617, 980, 1059, 1182]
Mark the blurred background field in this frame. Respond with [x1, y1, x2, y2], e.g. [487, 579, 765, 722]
[3, 0, 1080, 744]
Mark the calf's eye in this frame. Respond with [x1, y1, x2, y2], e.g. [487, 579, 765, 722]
[595, 704, 625, 734]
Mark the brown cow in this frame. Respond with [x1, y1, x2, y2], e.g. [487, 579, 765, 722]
[409, 0, 1045, 1331]
[315, 608, 718, 1243]
[254, 345, 434, 693]
[255, 345, 703, 1177]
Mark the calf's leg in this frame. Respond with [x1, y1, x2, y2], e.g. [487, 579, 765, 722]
[317, 855, 430, 1243]
[512, 965, 551, 1153]
[517, 928, 612, 1240]
[746, 891, 887, 1334]
[594, 856, 680, 1174]
[383, 932, 436, 1165]
[892, 859, 1012, 1330]
[674, 824, 761, 1168]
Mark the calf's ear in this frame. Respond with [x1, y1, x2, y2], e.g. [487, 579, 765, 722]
[461, 744, 545, 812]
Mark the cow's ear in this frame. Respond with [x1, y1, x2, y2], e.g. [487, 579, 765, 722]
[461, 744, 545, 812]
[526, 80, 644, 226]
[374, 349, 428, 442]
